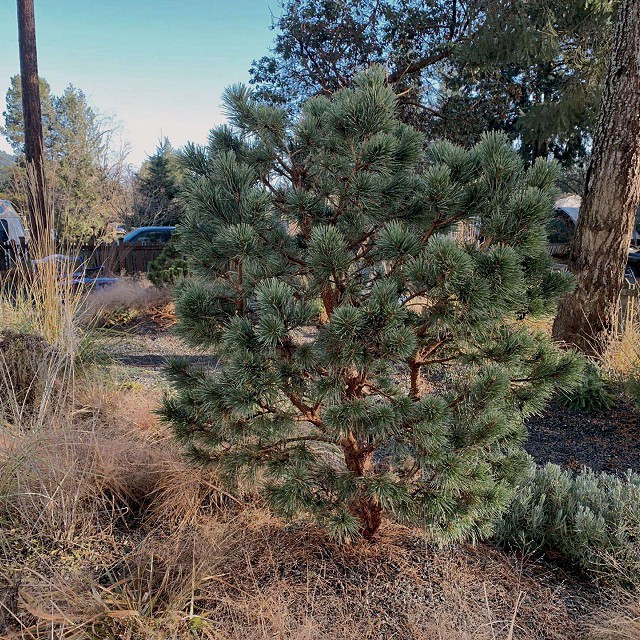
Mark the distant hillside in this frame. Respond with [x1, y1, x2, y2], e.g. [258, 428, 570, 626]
[0, 150, 14, 168]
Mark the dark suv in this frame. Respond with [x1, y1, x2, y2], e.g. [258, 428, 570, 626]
[122, 226, 175, 245]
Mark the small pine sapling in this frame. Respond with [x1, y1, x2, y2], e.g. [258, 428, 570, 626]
[163, 67, 581, 543]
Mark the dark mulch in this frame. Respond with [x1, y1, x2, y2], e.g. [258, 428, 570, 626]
[525, 399, 640, 474]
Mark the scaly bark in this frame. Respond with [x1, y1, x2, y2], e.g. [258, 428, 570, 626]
[553, 0, 640, 354]
[341, 433, 382, 540]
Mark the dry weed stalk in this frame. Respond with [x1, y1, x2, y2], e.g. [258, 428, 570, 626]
[589, 597, 640, 639]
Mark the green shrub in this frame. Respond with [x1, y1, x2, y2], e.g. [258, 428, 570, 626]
[495, 462, 640, 585]
[148, 237, 188, 287]
[558, 360, 613, 412]
[162, 67, 581, 543]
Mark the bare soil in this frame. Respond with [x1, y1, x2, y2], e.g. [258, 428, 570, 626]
[525, 400, 640, 474]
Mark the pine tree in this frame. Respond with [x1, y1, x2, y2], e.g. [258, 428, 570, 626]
[553, 0, 640, 354]
[163, 67, 581, 543]
[133, 138, 183, 227]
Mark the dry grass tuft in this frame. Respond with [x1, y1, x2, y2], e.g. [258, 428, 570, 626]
[589, 597, 640, 639]
[602, 322, 640, 378]
[0, 384, 223, 539]
[79, 278, 173, 330]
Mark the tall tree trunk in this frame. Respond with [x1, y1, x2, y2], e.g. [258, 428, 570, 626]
[17, 0, 48, 251]
[553, 0, 640, 355]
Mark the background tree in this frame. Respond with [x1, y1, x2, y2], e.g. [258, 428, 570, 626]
[250, 0, 615, 168]
[434, 0, 613, 166]
[131, 138, 183, 227]
[2, 75, 56, 155]
[553, 0, 640, 354]
[250, 0, 474, 111]
[163, 68, 580, 542]
[0, 151, 13, 199]
[1, 76, 131, 243]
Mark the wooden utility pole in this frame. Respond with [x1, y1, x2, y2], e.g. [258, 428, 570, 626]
[17, 0, 48, 249]
[552, 0, 640, 355]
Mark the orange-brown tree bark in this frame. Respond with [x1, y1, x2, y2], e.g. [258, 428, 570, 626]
[553, 0, 640, 354]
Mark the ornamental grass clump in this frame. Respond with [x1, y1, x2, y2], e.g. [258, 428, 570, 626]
[162, 66, 581, 543]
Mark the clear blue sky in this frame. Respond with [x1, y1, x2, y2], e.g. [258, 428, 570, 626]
[0, 0, 278, 165]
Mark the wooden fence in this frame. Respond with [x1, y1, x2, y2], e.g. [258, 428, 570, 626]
[78, 242, 165, 275]
[0, 240, 164, 276]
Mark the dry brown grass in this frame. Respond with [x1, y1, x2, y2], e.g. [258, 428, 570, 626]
[1, 367, 601, 640]
[589, 598, 640, 639]
[79, 278, 173, 330]
[602, 322, 640, 378]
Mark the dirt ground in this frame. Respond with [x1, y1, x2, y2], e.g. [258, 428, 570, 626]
[525, 400, 640, 474]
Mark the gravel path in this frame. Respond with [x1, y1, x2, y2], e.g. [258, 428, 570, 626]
[525, 400, 640, 474]
[102, 328, 217, 386]
[107, 332, 218, 368]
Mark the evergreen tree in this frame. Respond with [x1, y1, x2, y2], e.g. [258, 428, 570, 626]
[132, 138, 183, 227]
[1, 76, 130, 243]
[438, 0, 613, 166]
[163, 67, 580, 543]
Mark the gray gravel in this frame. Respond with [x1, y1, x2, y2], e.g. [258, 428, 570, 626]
[101, 329, 218, 386]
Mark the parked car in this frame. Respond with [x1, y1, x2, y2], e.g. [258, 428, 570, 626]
[626, 250, 640, 278]
[122, 226, 175, 245]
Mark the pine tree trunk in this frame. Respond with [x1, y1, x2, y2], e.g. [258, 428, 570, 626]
[552, 0, 640, 355]
[353, 498, 382, 541]
[17, 0, 48, 250]
[341, 433, 382, 540]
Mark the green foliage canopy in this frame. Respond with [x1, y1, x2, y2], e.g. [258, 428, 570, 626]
[132, 138, 184, 227]
[1, 76, 130, 243]
[250, 0, 615, 167]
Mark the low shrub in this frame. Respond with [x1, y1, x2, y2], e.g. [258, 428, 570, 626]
[494, 462, 640, 585]
[148, 237, 188, 287]
[558, 360, 613, 412]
